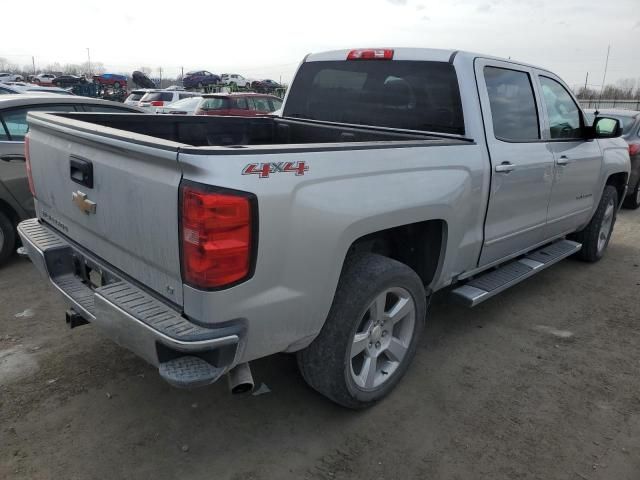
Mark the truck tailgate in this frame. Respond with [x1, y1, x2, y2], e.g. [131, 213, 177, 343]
[27, 114, 185, 305]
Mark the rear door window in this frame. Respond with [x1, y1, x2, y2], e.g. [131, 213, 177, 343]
[252, 97, 273, 112]
[0, 104, 79, 141]
[232, 97, 249, 110]
[200, 97, 230, 111]
[484, 66, 540, 141]
[284, 60, 464, 134]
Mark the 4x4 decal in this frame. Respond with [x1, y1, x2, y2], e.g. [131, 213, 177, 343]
[242, 161, 309, 178]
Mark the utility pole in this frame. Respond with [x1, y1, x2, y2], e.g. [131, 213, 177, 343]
[583, 72, 588, 92]
[32, 56, 36, 75]
[599, 45, 610, 99]
[159, 67, 162, 87]
[86, 48, 91, 76]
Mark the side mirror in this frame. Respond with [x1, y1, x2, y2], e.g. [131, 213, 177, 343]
[593, 117, 622, 138]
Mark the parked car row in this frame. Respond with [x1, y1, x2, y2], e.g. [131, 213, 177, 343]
[181, 70, 283, 92]
[124, 88, 283, 116]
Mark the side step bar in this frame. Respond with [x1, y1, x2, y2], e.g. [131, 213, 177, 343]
[450, 239, 582, 307]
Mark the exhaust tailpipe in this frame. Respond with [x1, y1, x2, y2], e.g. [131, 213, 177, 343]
[227, 362, 254, 394]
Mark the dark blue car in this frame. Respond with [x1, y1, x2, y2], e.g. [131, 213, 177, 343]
[182, 70, 221, 89]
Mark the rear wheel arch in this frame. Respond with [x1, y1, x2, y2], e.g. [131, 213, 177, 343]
[344, 219, 447, 291]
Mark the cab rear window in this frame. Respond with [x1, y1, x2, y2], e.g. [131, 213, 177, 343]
[284, 60, 464, 135]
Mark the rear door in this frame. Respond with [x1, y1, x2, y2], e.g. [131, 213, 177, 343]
[535, 72, 603, 237]
[475, 59, 555, 265]
[27, 115, 186, 304]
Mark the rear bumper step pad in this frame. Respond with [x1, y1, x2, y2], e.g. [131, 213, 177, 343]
[17, 218, 240, 388]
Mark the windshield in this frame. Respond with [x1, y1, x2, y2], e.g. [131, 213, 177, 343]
[284, 60, 464, 134]
[140, 92, 173, 102]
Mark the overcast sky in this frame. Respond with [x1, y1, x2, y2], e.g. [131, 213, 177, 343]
[3, 0, 639, 88]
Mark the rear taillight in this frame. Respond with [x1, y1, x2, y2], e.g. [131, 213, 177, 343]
[629, 143, 640, 156]
[347, 49, 394, 60]
[24, 134, 35, 196]
[151, 101, 164, 106]
[180, 181, 256, 289]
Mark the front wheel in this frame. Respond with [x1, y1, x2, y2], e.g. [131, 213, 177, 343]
[623, 180, 640, 210]
[297, 253, 426, 409]
[572, 185, 618, 262]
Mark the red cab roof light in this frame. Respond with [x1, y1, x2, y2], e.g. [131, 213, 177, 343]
[347, 49, 394, 60]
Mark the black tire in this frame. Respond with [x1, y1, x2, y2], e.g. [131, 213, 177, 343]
[572, 185, 618, 262]
[297, 253, 427, 409]
[622, 179, 640, 210]
[0, 210, 16, 266]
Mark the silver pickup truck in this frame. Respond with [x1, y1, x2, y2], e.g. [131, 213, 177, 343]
[18, 48, 630, 408]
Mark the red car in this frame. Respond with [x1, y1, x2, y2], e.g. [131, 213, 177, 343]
[93, 73, 128, 89]
[195, 93, 282, 116]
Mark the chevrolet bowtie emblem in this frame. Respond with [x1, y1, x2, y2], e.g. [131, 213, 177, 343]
[72, 191, 97, 215]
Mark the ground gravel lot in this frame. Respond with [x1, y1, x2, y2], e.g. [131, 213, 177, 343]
[1, 208, 639, 480]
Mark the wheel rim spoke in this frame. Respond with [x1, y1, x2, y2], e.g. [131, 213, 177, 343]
[384, 337, 408, 363]
[370, 293, 386, 323]
[358, 355, 377, 389]
[384, 296, 412, 325]
[351, 332, 369, 358]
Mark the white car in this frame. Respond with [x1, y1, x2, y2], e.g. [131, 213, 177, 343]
[0, 73, 23, 83]
[32, 73, 56, 85]
[220, 74, 252, 88]
[124, 89, 153, 106]
[137, 89, 200, 111]
[155, 96, 202, 115]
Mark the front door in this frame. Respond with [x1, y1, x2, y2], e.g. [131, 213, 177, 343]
[475, 60, 555, 266]
[536, 73, 602, 237]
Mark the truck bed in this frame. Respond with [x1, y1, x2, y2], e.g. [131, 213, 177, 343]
[42, 112, 472, 149]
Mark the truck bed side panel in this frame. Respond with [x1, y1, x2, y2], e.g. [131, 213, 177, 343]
[178, 142, 488, 362]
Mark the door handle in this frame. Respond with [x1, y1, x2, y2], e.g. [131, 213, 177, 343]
[0, 154, 26, 162]
[495, 162, 516, 173]
[556, 155, 571, 166]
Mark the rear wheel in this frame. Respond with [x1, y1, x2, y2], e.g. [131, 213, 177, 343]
[572, 185, 618, 262]
[297, 253, 426, 409]
[623, 180, 640, 210]
[0, 210, 16, 266]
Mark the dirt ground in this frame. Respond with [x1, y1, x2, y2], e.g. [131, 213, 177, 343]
[1, 208, 639, 480]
